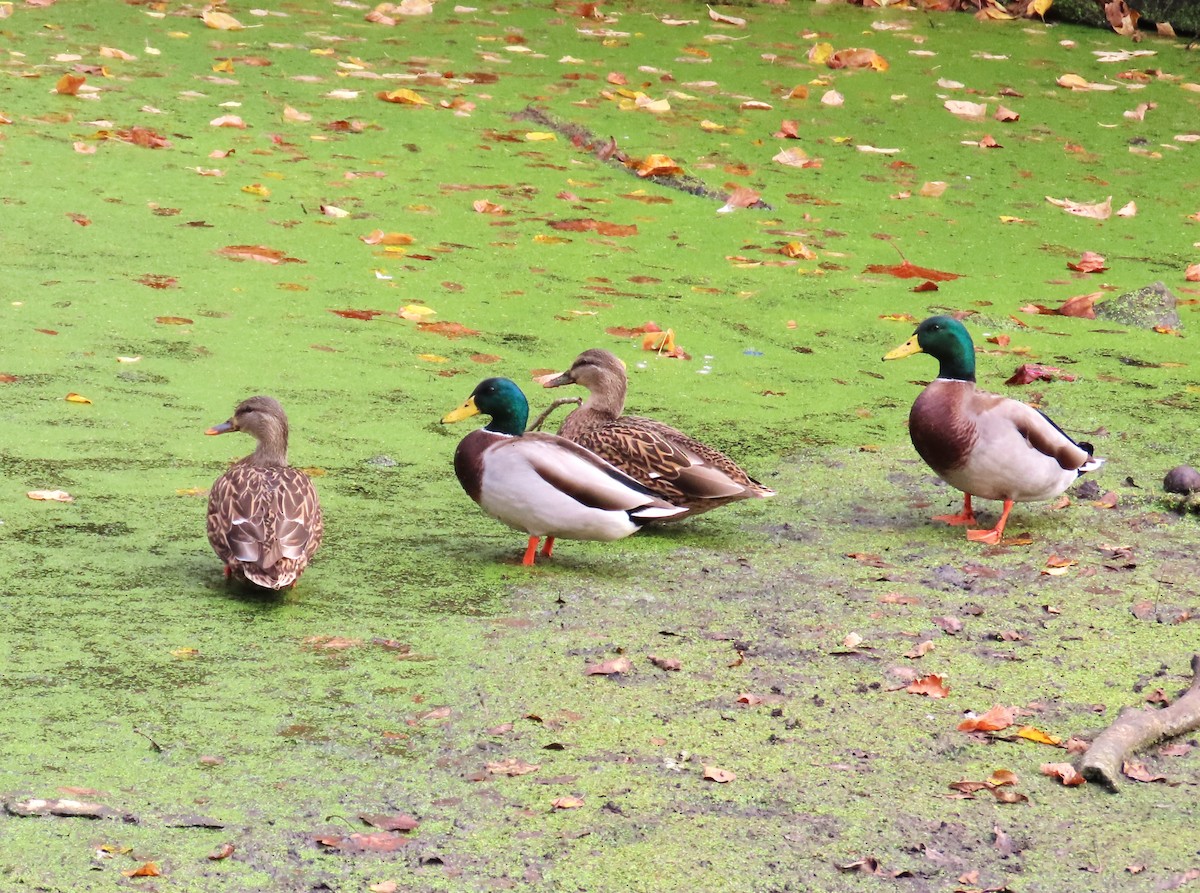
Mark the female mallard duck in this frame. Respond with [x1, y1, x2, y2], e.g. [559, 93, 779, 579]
[541, 349, 775, 519]
[884, 316, 1103, 544]
[442, 377, 686, 565]
[206, 396, 323, 588]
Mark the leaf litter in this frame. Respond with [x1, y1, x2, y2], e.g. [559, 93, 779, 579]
[2, 1, 1199, 891]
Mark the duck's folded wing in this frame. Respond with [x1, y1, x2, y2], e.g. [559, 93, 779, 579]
[512, 434, 675, 511]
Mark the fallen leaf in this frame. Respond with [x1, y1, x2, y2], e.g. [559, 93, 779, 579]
[707, 6, 746, 27]
[54, 74, 86, 96]
[208, 843, 236, 861]
[210, 114, 247, 128]
[1122, 760, 1168, 783]
[155, 316, 194, 326]
[1041, 762, 1086, 785]
[944, 100, 987, 120]
[484, 757, 540, 776]
[1017, 725, 1062, 746]
[1046, 195, 1113, 219]
[906, 674, 949, 698]
[377, 88, 429, 105]
[361, 230, 415, 246]
[1067, 251, 1107, 273]
[218, 245, 303, 264]
[551, 795, 585, 808]
[1005, 363, 1076, 385]
[202, 9, 244, 30]
[648, 654, 682, 671]
[315, 832, 411, 853]
[634, 154, 683, 178]
[584, 656, 633, 676]
[360, 813, 419, 832]
[702, 766, 736, 783]
[418, 321, 480, 339]
[863, 260, 960, 281]
[122, 863, 162, 878]
[958, 705, 1016, 732]
[64, 392, 92, 404]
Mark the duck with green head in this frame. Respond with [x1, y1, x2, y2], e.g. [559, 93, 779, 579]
[442, 377, 687, 565]
[884, 316, 1103, 544]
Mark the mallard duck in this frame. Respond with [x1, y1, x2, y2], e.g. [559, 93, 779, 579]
[541, 349, 775, 519]
[206, 396, 323, 588]
[883, 316, 1103, 544]
[442, 377, 686, 565]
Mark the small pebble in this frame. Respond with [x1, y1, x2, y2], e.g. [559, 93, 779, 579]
[1163, 465, 1200, 495]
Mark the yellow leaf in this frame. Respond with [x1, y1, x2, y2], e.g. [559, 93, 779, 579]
[399, 304, 436, 320]
[376, 88, 429, 105]
[65, 392, 92, 404]
[176, 487, 206, 497]
[1016, 725, 1062, 746]
[418, 353, 448, 363]
[241, 184, 271, 197]
[525, 131, 556, 141]
[700, 119, 725, 132]
[1028, 0, 1052, 17]
[533, 234, 571, 244]
[213, 59, 235, 73]
[202, 10, 244, 30]
[781, 241, 816, 260]
[807, 42, 833, 65]
[171, 647, 200, 659]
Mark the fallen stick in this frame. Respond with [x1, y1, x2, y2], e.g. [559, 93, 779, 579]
[528, 397, 581, 432]
[1078, 653, 1200, 791]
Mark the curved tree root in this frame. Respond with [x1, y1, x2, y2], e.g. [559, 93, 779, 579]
[1078, 654, 1200, 791]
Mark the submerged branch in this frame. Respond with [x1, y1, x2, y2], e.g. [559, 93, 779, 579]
[1078, 654, 1200, 791]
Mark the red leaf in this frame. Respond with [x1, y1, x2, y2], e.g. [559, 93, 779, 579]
[911, 280, 939, 292]
[863, 260, 961, 281]
[549, 219, 638, 237]
[315, 832, 412, 853]
[1005, 363, 1076, 386]
[330, 308, 384, 321]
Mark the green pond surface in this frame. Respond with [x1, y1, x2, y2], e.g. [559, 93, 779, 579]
[0, 1, 1198, 891]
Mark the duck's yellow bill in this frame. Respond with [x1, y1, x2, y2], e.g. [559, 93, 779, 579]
[883, 335, 923, 361]
[441, 396, 480, 423]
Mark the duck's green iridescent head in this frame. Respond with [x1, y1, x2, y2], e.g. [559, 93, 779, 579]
[441, 377, 530, 435]
[883, 315, 976, 382]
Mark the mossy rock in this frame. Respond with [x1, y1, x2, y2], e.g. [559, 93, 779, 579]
[1049, 0, 1200, 34]
[1094, 281, 1181, 329]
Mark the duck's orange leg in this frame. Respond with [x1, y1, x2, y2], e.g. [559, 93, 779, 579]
[966, 499, 1014, 545]
[933, 494, 978, 527]
[522, 535, 540, 566]
[540, 536, 556, 559]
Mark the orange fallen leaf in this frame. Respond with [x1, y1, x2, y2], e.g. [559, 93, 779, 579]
[551, 795, 585, 809]
[1068, 252, 1107, 273]
[634, 154, 683, 178]
[418, 321, 480, 339]
[702, 766, 736, 783]
[906, 674, 949, 698]
[1186, 263, 1200, 282]
[122, 862, 162, 878]
[863, 260, 960, 281]
[55, 74, 86, 96]
[219, 245, 303, 264]
[64, 392, 92, 404]
[361, 230, 414, 246]
[957, 705, 1016, 732]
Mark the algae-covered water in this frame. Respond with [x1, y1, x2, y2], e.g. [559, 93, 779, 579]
[1, 2, 1198, 891]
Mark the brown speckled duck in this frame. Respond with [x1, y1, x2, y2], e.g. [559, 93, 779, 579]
[884, 316, 1103, 544]
[442, 377, 686, 565]
[542, 349, 775, 519]
[206, 396, 323, 588]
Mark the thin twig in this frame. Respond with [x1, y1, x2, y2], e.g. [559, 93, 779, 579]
[528, 397, 581, 432]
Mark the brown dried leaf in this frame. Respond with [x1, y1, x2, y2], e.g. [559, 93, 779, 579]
[584, 656, 633, 676]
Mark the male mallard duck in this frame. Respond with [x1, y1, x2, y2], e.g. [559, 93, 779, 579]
[883, 316, 1103, 544]
[442, 377, 686, 565]
[206, 396, 323, 588]
[541, 349, 775, 519]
